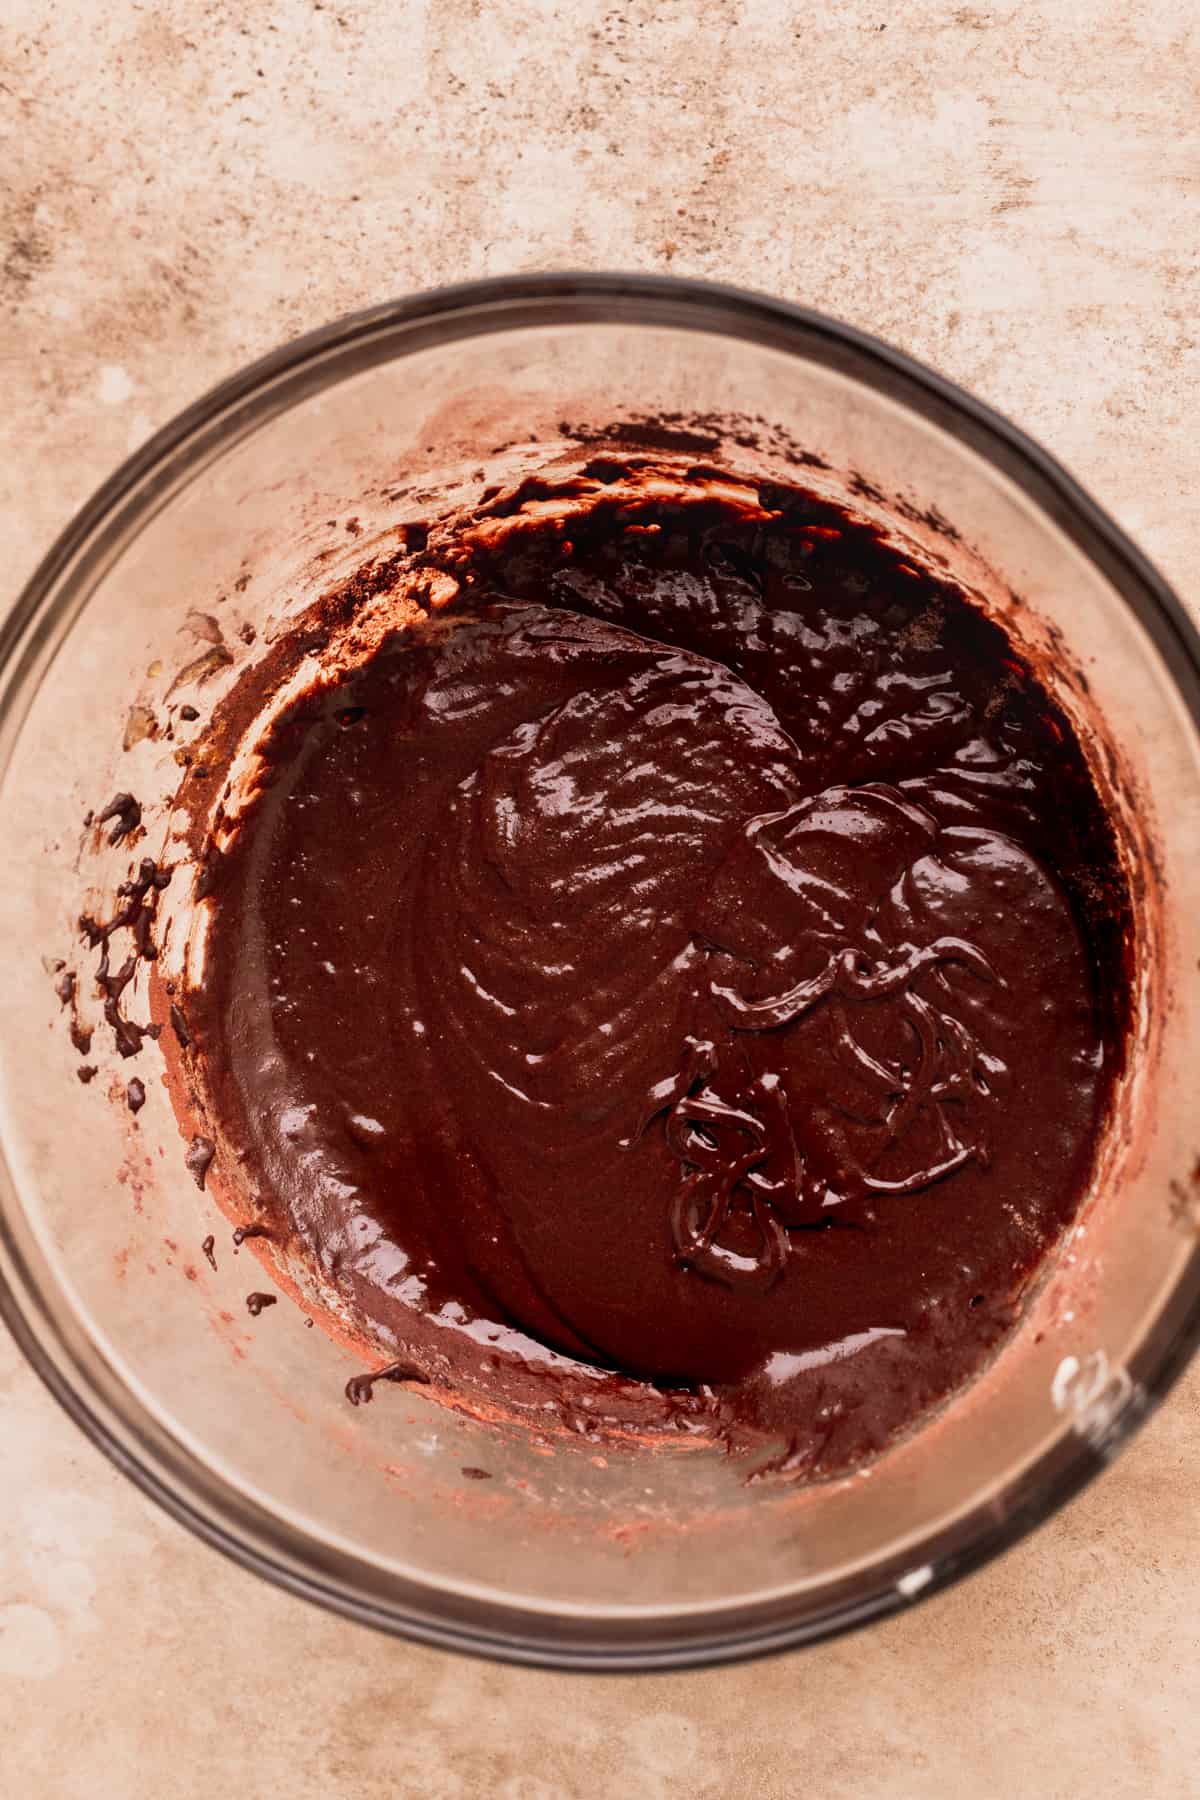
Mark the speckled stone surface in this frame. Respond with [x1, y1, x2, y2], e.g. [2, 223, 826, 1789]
[3, 3, 1199, 1794]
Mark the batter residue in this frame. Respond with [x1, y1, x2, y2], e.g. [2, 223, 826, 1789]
[184, 468, 1130, 1477]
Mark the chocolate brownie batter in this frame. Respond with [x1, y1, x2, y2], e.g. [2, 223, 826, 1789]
[185, 469, 1130, 1477]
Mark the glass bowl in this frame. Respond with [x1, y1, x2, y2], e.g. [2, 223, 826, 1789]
[1, 274, 1199, 1671]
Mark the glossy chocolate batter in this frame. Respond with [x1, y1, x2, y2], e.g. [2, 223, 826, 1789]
[186, 471, 1130, 1477]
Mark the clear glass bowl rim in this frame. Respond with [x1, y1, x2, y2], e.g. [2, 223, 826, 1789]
[2, 271, 1199, 1672]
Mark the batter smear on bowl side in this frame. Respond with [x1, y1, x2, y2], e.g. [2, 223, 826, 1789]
[177, 464, 1132, 1479]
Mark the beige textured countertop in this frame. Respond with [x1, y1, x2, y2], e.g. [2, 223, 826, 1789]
[3, 3, 1199, 1793]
